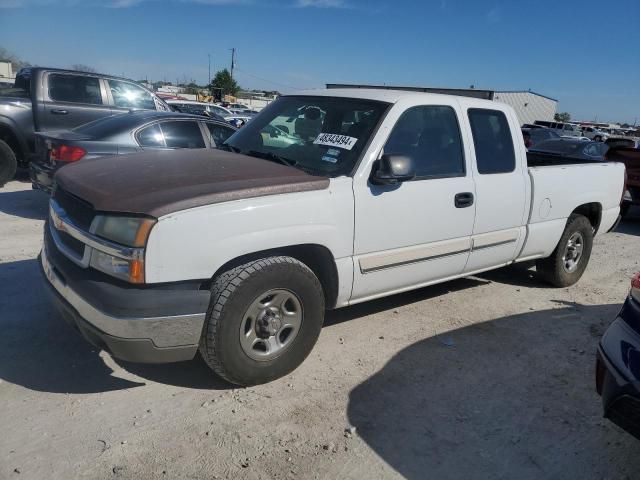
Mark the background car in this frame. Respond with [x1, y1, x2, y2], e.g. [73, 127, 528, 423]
[30, 111, 236, 193]
[597, 272, 640, 440]
[534, 120, 582, 138]
[606, 145, 640, 217]
[528, 138, 609, 161]
[522, 127, 561, 148]
[226, 102, 258, 114]
[581, 126, 609, 142]
[167, 100, 233, 119]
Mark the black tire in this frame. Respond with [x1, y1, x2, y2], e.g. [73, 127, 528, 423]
[199, 256, 325, 386]
[620, 203, 630, 218]
[536, 214, 593, 287]
[0, 139, 17, 187]
[594, 136, 602, 142]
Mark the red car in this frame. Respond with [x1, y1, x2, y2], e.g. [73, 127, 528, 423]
[606, 147, 640, 217]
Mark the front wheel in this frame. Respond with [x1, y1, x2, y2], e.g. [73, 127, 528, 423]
[536, 214, 594, 287]
[199, 256, 325, 386]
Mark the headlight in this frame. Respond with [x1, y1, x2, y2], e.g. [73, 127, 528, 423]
[93, 215, 156, 247]
[89, 215, 156, 283]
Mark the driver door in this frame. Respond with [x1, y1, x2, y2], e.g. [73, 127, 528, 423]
[351, 103, 476, 302]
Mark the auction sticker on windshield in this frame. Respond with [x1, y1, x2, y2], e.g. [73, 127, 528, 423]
[313, 133, 358, 151]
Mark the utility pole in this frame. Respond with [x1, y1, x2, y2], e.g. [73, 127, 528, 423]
[208, 53, 211, 86]
[230, 48, 236, 81]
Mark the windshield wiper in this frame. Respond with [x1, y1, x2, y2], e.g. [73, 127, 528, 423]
[246, 150, 297, 168]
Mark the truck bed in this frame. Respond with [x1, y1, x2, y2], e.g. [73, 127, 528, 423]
[526, 150, 601, 167]
[516, 160, 625, 262]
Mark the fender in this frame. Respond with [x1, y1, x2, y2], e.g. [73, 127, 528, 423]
[144, 178, 355, 285]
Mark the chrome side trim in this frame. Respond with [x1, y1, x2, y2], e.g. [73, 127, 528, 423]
[470, 228, 520, 251]
[471, 239, 517, 251]
[41, 247, 205, 348]
[359, 237, 472, 274]
[49, 200, 144, 262]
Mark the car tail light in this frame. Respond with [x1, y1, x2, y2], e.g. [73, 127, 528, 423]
[50, 145, 87, 162]
[631, 272, 640, 302]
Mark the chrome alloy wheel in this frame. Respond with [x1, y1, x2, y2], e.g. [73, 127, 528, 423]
[239, 289, 302, 361]
[562, 232, 584, 273]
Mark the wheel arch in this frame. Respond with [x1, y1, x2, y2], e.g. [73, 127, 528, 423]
[570, 202, 602, 233]
[203, 244, 340, 309]
[0, 120, 30, 165]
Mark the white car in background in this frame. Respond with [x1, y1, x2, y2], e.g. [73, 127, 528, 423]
[166, 100, 234, 119]
[226, 103, 258, 115]
[581, 126, 609, 142]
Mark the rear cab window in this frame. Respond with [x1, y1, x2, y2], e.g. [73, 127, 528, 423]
[468, 108, 516, 174]
[48, 74, 103, 105]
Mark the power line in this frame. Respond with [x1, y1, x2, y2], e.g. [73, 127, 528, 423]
[233, 67, 307, 91]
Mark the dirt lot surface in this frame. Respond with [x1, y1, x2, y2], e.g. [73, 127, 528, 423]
[1, 179, 640, 480]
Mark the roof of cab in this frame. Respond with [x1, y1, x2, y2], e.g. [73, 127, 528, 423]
[290, 87, 502, 107]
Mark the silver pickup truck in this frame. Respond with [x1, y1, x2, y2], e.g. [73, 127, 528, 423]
[0, 67, 169, 186]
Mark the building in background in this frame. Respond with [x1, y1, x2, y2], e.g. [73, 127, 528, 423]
[0, 61, 16, 85]
[494, 91, 557, 126]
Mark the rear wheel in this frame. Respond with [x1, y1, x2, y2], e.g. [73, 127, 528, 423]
[536, 214, 593, 287]
[594, 135, 602, 142]
[199, 256, 325, 386]
[0, 140, 17, 187]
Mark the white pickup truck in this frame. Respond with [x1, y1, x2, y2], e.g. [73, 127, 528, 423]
[41, 88, 625, 386]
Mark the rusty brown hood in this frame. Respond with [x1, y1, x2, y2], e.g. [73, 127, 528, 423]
[54, 148, 330, 218]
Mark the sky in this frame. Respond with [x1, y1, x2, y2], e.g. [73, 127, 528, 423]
[0, 0, 638, 123]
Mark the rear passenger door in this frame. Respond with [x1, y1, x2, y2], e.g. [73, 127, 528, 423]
[41, 72, 112, 131]
[464, 108, 528, 272]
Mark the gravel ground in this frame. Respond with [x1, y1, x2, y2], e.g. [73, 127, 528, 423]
[1, 178, 640, 480]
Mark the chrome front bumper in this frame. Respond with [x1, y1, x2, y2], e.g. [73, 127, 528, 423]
[41, 246, 207, 363]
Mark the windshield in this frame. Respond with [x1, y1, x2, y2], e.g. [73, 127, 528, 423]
[224, 95, 389, 177]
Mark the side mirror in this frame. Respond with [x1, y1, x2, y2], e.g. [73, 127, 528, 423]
[370, 154, 415, 185]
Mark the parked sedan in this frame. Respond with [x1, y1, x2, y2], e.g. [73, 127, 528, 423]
[522, 127, 561, 148]
[528, 138, 609, 161]
[30, 111, 236, 193]
[597, 272, 640, 440]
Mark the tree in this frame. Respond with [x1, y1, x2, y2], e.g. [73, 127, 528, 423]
[71, 64, 97, 73]
[0, 47, 31, 71]
[210, 69, 240, 97]
[554, 112, 571, 122]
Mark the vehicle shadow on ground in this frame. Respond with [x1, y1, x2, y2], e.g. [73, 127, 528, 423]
[0, 187, 49, 220]
[616, 206, 640, 237]
[0, 258, 232, 393]
[348, 303, 639, 480]
[325, 277, 490, 327]
[475, 261, 550, 289]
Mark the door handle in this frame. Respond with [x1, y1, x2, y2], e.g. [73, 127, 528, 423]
[454, 192, 474, 208]
[51, 109, 68, 115]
